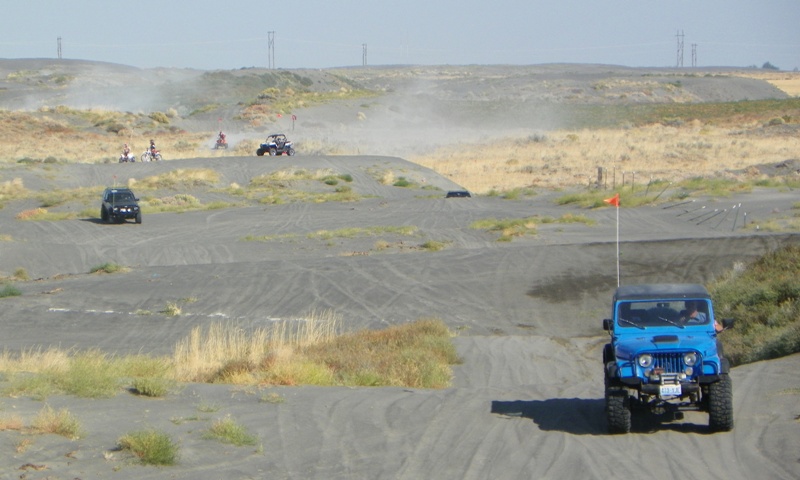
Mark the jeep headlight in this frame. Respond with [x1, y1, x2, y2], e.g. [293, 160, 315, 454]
[683, 352, 698, 366]
[637, 354, 653, 368]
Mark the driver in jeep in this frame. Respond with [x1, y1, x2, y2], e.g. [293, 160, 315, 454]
[681, 300, 723, 331]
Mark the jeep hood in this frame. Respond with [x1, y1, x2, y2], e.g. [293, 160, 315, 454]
[615, 333, 716, 359]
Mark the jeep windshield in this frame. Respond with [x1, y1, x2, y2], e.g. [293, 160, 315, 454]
[616, 299, 711, 328]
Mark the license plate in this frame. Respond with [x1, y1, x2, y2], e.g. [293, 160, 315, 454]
[660, 384, 682, 396]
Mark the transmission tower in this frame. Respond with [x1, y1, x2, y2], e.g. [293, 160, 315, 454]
[691, 44, 697, 67]
[57, 36, 62, 59]
[362, 44, 367, 66]
[676, 30, 684, 67]
[268, 31, 275, 69]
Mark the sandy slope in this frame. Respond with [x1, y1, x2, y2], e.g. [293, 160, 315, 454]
[0, 155, 799, 479]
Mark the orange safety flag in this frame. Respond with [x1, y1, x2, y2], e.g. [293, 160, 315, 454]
[604, 193, 620, 207]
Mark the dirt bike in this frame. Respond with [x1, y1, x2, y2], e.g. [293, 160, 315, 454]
[118, 153, 136, 163]
[141, 149, 163, 162]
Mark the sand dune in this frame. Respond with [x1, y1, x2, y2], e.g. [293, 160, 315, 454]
[0, 154, 798, 479]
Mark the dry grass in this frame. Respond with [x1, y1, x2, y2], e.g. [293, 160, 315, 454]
[410, 123, 800, 193]
[0, 104, 215, 164]
[32, 404, 82, 439]
[0, 178, 27, 200]
[0, 347, 72, 373]
[734, 71, 800, 97]
[172, 309, 340, 383]
[132, 168, 220, 190]
[0, 312, 457, 393]
[0, 414, 24, 431]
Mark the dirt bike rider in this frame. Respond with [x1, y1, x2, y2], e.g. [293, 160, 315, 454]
[149, 139, 159, 157]
[217, 131, 227, 145]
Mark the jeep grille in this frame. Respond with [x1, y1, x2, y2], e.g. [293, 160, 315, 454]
[652, 353, 684, 373]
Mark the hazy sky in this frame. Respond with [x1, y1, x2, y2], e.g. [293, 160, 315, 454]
[4, 0, 799, 71]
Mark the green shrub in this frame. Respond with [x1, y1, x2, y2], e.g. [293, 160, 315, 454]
[89, 262, 126, 274]
[302, 318, 460, 388]
[0, 284, 22, 298]
[56, 351, 120, 398]
[131, 377, 172, 397]
[203, 416, 258, 446]
[421, 240, 447, 252]
[118, 429, 179, 465]
[710, 245, 800, 365]
[148, 112, 170, 124]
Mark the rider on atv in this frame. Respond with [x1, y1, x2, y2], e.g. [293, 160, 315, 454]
[119, 143, 134, 162]
[215, 131, 228, 149]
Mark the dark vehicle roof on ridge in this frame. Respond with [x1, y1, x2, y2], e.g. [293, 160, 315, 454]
[614, 283, 711, 301]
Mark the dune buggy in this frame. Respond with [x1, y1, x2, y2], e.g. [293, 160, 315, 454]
[256, 133, 295, 156]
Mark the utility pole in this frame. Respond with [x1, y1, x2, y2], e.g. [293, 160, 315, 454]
[362, 43, 367, 66]
[268, 31, 275, 69]
[676, 30, 684, 67]
[57, 36, 62, 59]
[691, 44, 697, 67]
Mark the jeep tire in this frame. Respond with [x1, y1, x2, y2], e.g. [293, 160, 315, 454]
[605, 386, 631, 433]
[101, 206, 109, 223]
[708, 374, 734, 432]
[135, 212, 142, 224]
[256, 148, 266, 156]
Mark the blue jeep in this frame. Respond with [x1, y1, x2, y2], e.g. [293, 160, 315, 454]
[602, 283, 734, 433]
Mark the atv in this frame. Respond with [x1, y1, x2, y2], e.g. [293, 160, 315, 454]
[256, 133, 295, 156]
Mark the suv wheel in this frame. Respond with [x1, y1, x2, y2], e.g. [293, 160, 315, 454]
[708, 375, 734, 432]
[135, 212, 142, 224]
[605, 386, 631, 433]
[101, 206, 109, 223]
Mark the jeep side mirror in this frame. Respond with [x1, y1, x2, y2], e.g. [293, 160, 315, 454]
[722, 318, 734, 330]
[602, 319, 613, 331]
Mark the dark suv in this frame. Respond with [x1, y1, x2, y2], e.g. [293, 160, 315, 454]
[101, 187, 142, 224]
[602, 283, 734, 433]
[445, 190, 471, 198]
